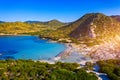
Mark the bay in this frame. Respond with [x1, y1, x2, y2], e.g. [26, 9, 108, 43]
[0, 36, 66, 60]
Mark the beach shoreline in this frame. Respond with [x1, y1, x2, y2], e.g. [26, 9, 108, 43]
[0, 34, 94, 64]
[0, 33, 33, 36]
[52, 43, 94, 65]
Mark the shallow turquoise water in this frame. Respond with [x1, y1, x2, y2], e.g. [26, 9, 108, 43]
[0, 36, 66, 60]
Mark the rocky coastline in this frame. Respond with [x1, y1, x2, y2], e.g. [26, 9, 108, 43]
[54, 36, 120, 62]
[53, 43, 92, 64]
[1, 33, 120, 63]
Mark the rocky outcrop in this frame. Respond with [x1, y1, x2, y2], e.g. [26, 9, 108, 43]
[70, 14, 98, 38]
[68, 13, 120, 60]
[69, 13, 120, 40]
[88, 35, 120, 60]
[56, 35, 120, 61]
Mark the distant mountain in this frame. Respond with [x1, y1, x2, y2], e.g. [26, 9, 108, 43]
[25, 19, 68, 28]
[45, 19, 64, 24]
[0, 20, 67, 34]
[44, 19, 68, 27]
[25, 21, 43, 24]
[0, 21, 5, 23]
[111, 15, 120, 22]
[25, 19, 67, 24]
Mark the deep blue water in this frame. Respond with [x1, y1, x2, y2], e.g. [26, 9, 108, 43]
[99, 75, 110, 80]
[94, 64, 110, 80]
[0, 36, 66, 60]
[94, 64, 100, 72]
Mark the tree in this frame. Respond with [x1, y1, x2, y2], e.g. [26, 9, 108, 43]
[114, 67, 120, 76]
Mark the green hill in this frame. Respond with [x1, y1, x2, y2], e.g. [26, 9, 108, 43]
[0, 20, 67, 35]
[69, 13, 120, 39]
[41, 13, 120, 44]
[25, 19, 67, 29]
[0, 22, 40, 34]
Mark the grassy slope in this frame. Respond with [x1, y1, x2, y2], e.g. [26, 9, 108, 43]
[40, 13, 120, 45]
[0, 20, 66, 35]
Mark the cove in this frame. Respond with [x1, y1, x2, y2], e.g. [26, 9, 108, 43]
[0, 36, 66, 60]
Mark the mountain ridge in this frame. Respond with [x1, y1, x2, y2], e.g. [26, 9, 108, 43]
[69, 13, 120, 39]
[111, 15, 120, 22]
[25, 19, 67, 24]
[0, 21, 5, 23]
[0, 19, 67, 34]
[48, 13, 120, 61]
[41, 13, 120, 43]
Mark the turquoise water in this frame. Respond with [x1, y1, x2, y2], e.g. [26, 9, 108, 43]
[0, 36, 66, 60]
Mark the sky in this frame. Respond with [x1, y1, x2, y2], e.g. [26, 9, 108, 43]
[0, 0, 120, 22]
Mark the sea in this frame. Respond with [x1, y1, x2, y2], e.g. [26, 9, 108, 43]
[0, 36, 66, 60]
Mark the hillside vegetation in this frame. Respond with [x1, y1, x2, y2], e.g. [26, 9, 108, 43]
[0, 20, 67, 35]
[98, 59, 120, 80]
[25, 19, 67, 29]
[0, 59, 97, 80]
[40, 13, 120, 44]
